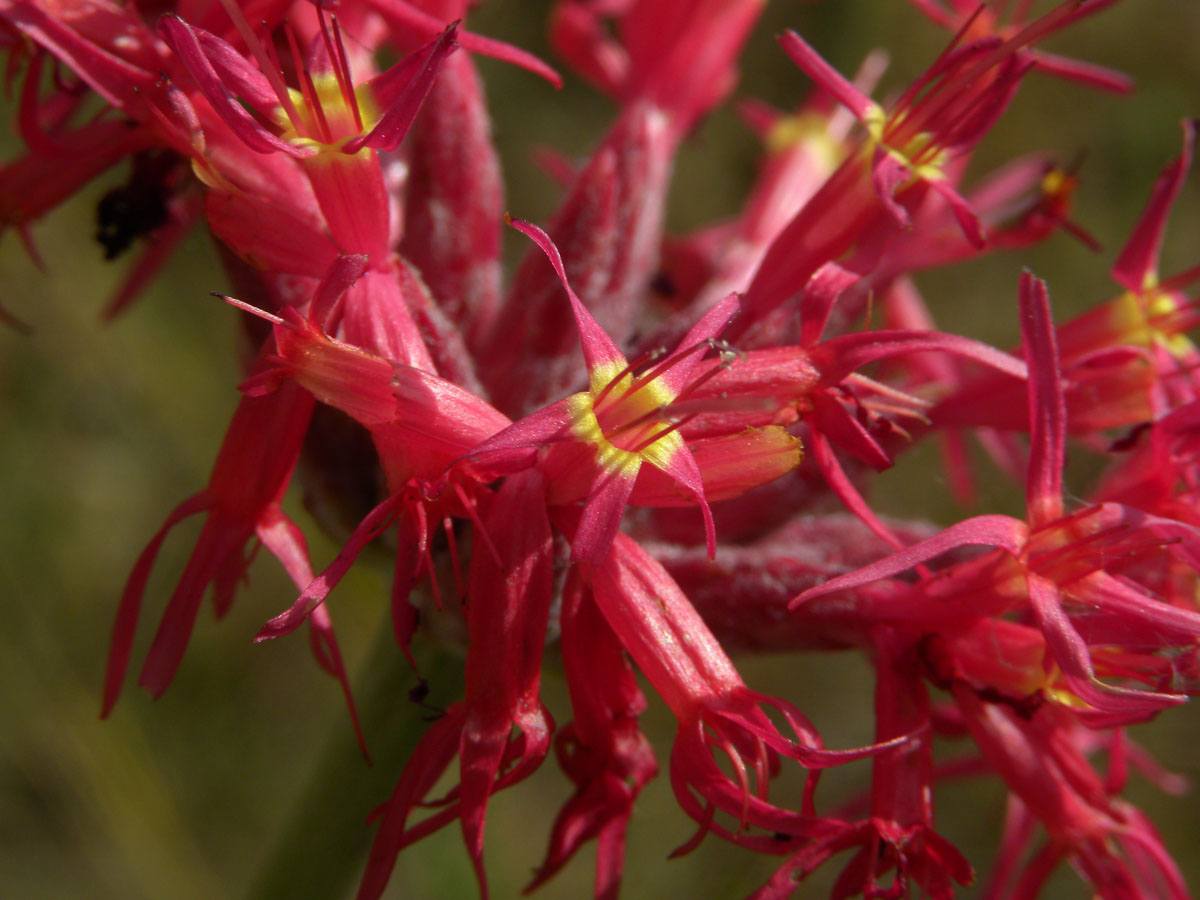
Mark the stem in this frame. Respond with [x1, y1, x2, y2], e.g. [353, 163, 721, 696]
[243, 625, 463, 900]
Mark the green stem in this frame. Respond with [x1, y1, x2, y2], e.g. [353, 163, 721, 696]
[243, 626, 463, 900]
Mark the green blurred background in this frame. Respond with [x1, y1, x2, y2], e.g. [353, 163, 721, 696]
[2, 1, 1199, 898]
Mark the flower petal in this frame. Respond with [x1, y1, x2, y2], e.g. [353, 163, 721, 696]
[1112, 119, 1196, 292]
[508, 217, 627, 380]
[1026, 572, 1186, 717]
[792, 514, 1029, 609]
[1019, 271, 1066, 529]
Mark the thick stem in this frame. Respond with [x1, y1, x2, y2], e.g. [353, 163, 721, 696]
[243, 626, 463, 900]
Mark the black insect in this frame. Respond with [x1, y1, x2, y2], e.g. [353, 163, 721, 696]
[95, 150, 178, 260]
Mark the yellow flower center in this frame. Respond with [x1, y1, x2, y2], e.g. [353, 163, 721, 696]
[1109, 288, 1195, 358]
[568, 361, 686, 475]
[765, 112, 842, 172]
[274, 74, 378, 157]
[863, 105, 949, 182]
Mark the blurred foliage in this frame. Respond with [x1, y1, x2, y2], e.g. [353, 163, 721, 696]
[1, 1, 1199, 899]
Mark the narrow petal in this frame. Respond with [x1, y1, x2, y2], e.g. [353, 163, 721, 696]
[465, 396, 576, 477]
[256, 507, 369, 760]
[1026, 50, 1133, 94]
[1026, 572, 1186, 716]
[926, 174, 986, 248]
[871, 148, 913, 227]
[656, 292, 741, 397]
[808, 391, 892, 471]
[807, 426, 908, 552]
[574, 461, 641, 564]
[347, 25, 459, 153]
[799, 261, 859, 347]
[255, 493, 405, 641]
[459, 470, 556, 894]
[812, 329, 1027, 387]
[357, 704, 468, 900]
[191, 25, 280, 110]
[1, 0, 155, 109]
[102, 493, 208, 717]
[508, 218, 626, 378]
[1112, 119, 1197, 292]
[779, 30, 875, 121]
[136, 515, 250, 697]
[791, 514, 1029, 609]
[158, 16, 311, 158]
[362, 0, 562, 87]
[644, 441, 716, 558]
[528, 573, 655, 898]
[1019, 271, 1066, 529]
[548, 0, 629, 98]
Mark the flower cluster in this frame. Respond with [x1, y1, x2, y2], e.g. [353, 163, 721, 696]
[3, 0, 1198, 898]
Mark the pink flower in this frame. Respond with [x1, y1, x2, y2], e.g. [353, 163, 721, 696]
[588, 533, 907, 854]
[469, 220, 801, 563]
[8, 1, 1191, 898]
[795, 271, 1200, 723]
[527, 569, 658, 900]
[357, 470, 556, 900]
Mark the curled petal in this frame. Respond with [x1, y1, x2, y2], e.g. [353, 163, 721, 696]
[1027, 572, 1186, 718]
[792, 514, 1030, 609]
[508, 217, 625, 377]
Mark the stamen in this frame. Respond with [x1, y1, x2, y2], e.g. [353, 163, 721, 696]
[442, 516, 465, 600]
[215, 0, 302, 130]
[668, 803, 716, 859]
[285, 25, 332, 143]
[890, 4, 985, 137]
[603, 404, 669, 441]
[602, 337, 722, 420]
[452, 481, 502, 567]
[670, 347, 744, 407]
[213, 291, 285, 325]
[592, 346, 665, 408]
[631, 336, 714, 388]
[1159, 263, 1200, 294]
[1150, 299, 1200, 336]
[951, 0, 1082, 104]
[845, 373, 930, 411]
[408, 498, 443, 610]
[327, 14, 363, 133]
[628, 415, 695, 454]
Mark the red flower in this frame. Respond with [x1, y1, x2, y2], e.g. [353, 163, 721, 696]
[358, 470, 556, 900]
[796, 272, 1200, 723]
[469, 219, 800, 563]
[589, 533, 908, 854]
